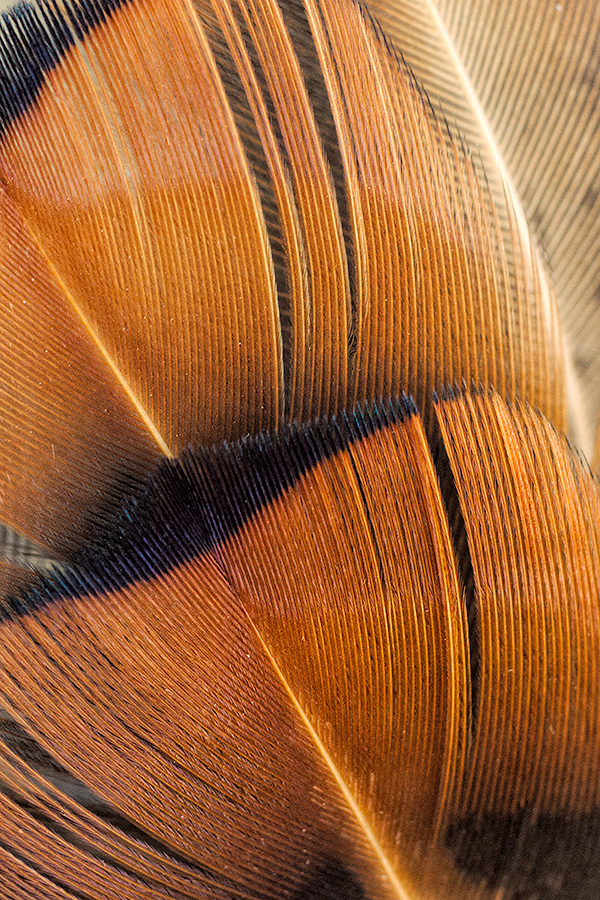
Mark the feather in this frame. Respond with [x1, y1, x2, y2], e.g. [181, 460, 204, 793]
[2, 393, 600, 898]
[0, 0, 284, 450]
[0, 182, 161, 558]
[364, 0, 600, 454]
[0, 0, 598, 897]
[0, 0, 567, 559]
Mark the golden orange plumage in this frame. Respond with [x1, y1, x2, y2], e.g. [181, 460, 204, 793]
[0, 0, 598, 897]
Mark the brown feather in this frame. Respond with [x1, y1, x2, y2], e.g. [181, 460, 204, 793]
[365, 0, 599, 452]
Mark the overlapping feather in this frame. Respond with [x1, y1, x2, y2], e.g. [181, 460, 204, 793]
[365, 0, 600, 453]
[0, 0, 598, 897]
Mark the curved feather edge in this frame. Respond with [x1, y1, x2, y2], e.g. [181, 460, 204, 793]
[364, 0, 598, 455]
[0, 0, 570, 569]
[0, 393, 599, 897]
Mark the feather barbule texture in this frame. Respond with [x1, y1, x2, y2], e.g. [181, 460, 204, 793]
[0, 0, 598, 897]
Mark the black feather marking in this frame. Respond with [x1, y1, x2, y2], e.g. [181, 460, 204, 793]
[447, 807, 600, 899]
[1, 397, 416, 617]
[292, 858, 367, 899]
[0, 0, 129, 138]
